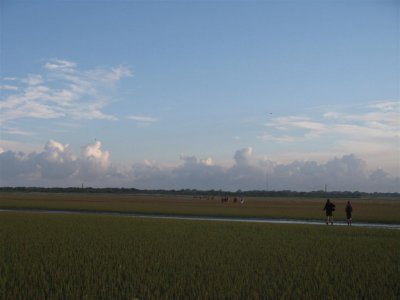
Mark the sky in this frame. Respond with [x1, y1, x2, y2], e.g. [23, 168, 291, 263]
[0, 0, 399, 192]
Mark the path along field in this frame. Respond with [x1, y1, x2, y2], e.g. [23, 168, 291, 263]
[1, 212, 400, 299]
[1, 192, 400, 223]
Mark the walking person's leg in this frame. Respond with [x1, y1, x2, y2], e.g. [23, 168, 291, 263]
[346, 213, 352, 226]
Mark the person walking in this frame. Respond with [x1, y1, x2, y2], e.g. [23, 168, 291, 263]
[323, 199, 335, 225]
[345, 201, 353, 226]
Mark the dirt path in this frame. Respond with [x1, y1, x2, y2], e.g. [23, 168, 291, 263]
[1, 208, 399, 230]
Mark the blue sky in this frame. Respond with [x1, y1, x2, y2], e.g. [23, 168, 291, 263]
[0, 0, 399, 191]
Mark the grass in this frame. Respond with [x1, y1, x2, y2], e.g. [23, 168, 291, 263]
[1, 212, 399, 299]
[1, 191, 400, 223]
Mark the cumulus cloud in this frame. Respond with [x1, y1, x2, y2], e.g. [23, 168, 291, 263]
[79, 141, 110, 178]
[179, 155, 199, 165]
[0, 59, 132, 125]
[233, 147, 253, 166]
[201, 157, 214, 166]
[0, 140, 398, 192]
[0, 140, 111, 186]
[35, 140, 78, 179]
[166, 155, 226, 190]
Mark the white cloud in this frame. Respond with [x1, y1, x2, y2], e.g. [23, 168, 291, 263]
[0, 59, 132, 125]
[368, 101, 399, 112]
[44, 59, 77, 72]
[0, 140, 77, 181]
[1, 127, 35, 136]
[77, 141, 111, 181]
[261, 116, 327, 143]
[85, 65, 133, 85]
[71, 106, 117, 121]
[275, 117, 325, 131]
[233, 147, 253, 166]
[81, 141, 109, 168]
[37, 140, 78, 179]
[179, 154, 199, 165]
[261, 100, 399, 173]
[257, 134, 298, 143]
[0, 140, 398, 192]
[265, 101, 399, 140]
[201, 157, 214, 166]
[0, 85, 19, 91]
[332, 123, 397, 141]
[23, 74, 44, 86]
[0, 140, 111, 185]
[0, 139, 42, 153]
[128, 115, 158, 123]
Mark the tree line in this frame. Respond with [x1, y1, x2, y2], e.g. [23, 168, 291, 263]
[0, 186, 398, 198]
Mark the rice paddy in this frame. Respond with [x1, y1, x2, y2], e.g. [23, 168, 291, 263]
[1, 212, 399, 299]
[1, 192, 399, 299]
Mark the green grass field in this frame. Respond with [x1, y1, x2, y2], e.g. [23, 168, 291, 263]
[1, 192, 400, 223]
[1, 212, 399, 299]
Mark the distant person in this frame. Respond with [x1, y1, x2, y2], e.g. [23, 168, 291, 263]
[345, 201, 353, 226]
[323, 199, 335, 225]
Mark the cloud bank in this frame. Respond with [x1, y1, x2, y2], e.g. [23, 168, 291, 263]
[0, 140, 398, 192]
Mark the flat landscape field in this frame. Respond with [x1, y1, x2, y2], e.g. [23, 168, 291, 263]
[1, 212, 399, 299]
[1, 192, 400, 223]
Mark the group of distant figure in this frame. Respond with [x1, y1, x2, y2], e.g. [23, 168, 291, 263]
[192, 195, 245, 204]
[220, 196, 245, 204]
[324, 199, 353, 226]
[193, 195, 215, 200]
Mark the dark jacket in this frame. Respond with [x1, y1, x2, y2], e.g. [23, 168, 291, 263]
[345, 203, 352, 213]
[324, 202, 335, 213]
